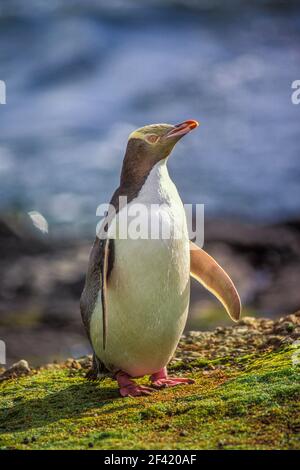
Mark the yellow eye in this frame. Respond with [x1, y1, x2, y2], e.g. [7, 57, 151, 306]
[145, 134, 160, 144]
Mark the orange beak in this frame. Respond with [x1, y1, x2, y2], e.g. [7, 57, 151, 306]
[165, 119, 199, 139]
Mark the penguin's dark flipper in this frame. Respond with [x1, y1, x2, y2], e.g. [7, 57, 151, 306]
[101, 239, 110, 350]
[80, 237, 115, 351]
[190, 241, 241, 322]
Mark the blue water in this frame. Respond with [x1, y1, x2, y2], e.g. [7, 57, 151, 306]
[0, 1, 299, 235]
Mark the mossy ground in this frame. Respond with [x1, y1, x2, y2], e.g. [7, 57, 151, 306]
[0, 347, 299, 450]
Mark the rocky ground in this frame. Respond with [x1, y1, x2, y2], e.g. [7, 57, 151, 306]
[0, 313, 299, 450]
[175, 312, 300, 363]
[1, 214, 300, 366]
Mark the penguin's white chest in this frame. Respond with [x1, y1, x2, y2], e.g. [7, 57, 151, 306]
[90, 161, 190, 377]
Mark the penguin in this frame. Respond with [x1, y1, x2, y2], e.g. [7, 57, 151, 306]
[80, 120, 241, 397]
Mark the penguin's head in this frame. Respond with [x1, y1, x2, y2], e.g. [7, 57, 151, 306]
[127, 120, 199, 160]
[121, 120, 199, 184]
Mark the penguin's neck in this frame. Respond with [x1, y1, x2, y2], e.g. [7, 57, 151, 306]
[139, 158, 169, 192]
[114, 158, 177, 210]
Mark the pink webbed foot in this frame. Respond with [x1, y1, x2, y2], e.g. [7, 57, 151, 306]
[116, 371, 155, 397]
[150, 367, 195, 389]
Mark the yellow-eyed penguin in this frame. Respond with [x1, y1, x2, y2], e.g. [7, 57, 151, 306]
[80, 120, 241, 397]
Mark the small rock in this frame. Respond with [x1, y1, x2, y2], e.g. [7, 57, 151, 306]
[179, 430, 188, 437]
[65, 359, 82, 370]
[273, 321, 295, 335]
[239, 317, 258, 327]
[218, 347, 229, 354]
[188, 351, 202, 358]
[0, 360, 31, 381]
[189, 331, 201, 338]
[77, 356, 93, 369]
[265, 336, 283, 347]
[282, 337, 294, 345]
[215, 327, 225, 334]
[279, 314, 298, 325]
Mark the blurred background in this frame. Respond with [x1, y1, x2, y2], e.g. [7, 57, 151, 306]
[0, 0, 300, 366]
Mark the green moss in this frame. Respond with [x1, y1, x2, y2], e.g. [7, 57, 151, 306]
[0, 347, 299, 450]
